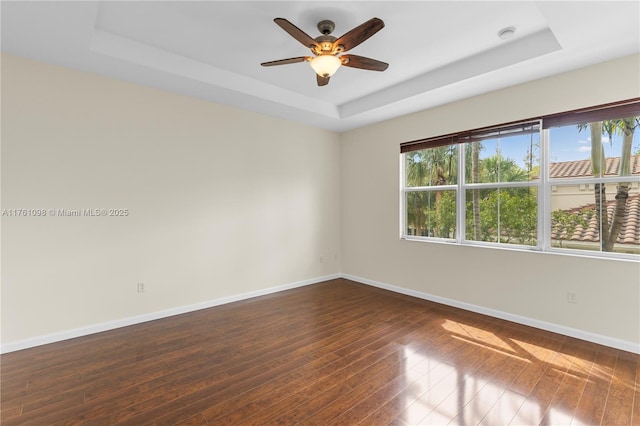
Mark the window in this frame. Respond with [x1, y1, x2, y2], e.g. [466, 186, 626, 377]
[546, 104, 640, 255]
[405, 145, 458, 238]
[401, 99, 640, 259]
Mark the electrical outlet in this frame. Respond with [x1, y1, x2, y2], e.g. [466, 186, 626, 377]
[137, 282, 145, 293]
[567, 292, 577, 304]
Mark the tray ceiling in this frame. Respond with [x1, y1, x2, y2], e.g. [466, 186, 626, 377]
[2, 1, 638, 131]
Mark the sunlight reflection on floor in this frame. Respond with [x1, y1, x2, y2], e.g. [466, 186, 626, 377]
[390, 320, 601, 425]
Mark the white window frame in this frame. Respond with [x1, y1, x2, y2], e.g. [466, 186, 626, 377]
[402, 123, 542, 250]
[401, 122, 640, 261]
[542, 129, 640, 260]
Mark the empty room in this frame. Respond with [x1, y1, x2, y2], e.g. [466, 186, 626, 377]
[1, 1, 639, 425]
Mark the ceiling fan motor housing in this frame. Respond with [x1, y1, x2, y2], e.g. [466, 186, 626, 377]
[317, 20, 335, 35]
[314, 20, 339, 55]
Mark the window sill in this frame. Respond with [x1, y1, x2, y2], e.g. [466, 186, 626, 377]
[400, 236, 640, 262]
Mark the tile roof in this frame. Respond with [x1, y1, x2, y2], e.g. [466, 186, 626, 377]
[549, 155, 640, 178]
[548, 155, 640, 247]
[551, 193, 640, 246]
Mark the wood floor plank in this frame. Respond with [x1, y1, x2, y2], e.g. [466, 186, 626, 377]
[535, 342, 596, 425]
[282, 350, 407, 424]
[470, 350, 530, 424]
[601, 353, 637, 425]
[202, 330, 410, 424]
[207, 328, 408, 424]
[117, 296, 410, 424]
[510, 345, 570, 425]
[332, 324, 473, 424]
[572, 349, 618, 425]
[421, 347, 516, 425]
[633, 359, 640, 426]
[357, 341, 483, 424]
[1, 278, 637, 425]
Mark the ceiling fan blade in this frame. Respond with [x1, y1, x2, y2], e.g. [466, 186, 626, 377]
[333, 18, 384, 52]
[341, 54, 389, 71]
[317, 74, 330, 86]
[261, 57, 310, 67]
[274, 18, 319, 49]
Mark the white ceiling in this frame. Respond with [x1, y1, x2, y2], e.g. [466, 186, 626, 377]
[2, 1, 639, 132]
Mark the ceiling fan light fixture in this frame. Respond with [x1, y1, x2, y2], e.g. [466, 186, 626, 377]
[310, 55, 341, 77]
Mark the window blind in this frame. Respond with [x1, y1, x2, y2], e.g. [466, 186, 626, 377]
[542, 98, 640, 129]
[400, 98, 640, 154]
[400, 120, 540, 154]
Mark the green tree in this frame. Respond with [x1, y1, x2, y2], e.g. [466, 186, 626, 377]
[502, 189, 538, 245]
[473, 189, 537, 245]
[409, 145, 539, 244]
[551, 209, 591, 248]
[464, 152, 537, 244]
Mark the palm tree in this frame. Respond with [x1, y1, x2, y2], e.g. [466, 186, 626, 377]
[406, 152, 428, 235]
[406, 147, 457, 236]
[581, 116, 639, 251]
[481, 155, 529, 183]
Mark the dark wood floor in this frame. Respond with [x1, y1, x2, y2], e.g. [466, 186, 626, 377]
[1, 279, 638, 425]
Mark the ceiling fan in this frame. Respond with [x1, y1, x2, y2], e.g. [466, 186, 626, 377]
[261, 17, 389, 86]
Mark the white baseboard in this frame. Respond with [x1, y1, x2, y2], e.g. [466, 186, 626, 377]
[3, 272, 638, 355]
[341, 273, 640, 355]
[0, 273, 341, 354]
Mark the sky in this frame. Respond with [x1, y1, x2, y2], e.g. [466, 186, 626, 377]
[548, 125, 640, 164]
[483, 124, 640, 168]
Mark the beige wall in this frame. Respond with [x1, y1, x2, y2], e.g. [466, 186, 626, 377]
[1, 54, 341, 346]
[341, 54, 640, 348]
[2, 52, 639, 352]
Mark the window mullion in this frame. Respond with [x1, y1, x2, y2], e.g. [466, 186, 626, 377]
[400, 154, 406, 238]
[405, 185, 458, 192]
[540, 127, 550, 251]
[549, 176, 640, 186]
[465, 181, 539, 190]
[457, 142, 466, 243]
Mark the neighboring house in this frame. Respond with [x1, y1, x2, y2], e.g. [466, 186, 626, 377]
[550, 155, 640, 252]
[551, 193, 640, 252]
[549, 155, 640, 210]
